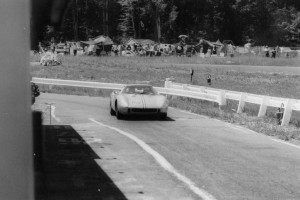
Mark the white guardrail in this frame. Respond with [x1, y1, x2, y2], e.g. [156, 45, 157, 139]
[32, 77, 300, 126]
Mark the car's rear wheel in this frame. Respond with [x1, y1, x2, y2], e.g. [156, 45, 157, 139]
[115, 102, 123, 120]
[110, 103, 116, 116]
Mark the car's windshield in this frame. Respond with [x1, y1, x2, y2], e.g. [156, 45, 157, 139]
[123, 85, 156, 95]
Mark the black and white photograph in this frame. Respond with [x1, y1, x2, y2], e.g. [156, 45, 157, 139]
[1, 0, 300, 199]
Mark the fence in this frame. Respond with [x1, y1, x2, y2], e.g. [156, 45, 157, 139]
[32, 77, 223, 104]
[165, 79, 300, 126]
[235, 46, 300, 57]
[32, 77, 300, 126]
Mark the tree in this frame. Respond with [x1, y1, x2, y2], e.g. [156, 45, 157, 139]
[273, 7, 300, 45]
[32, 0, 300, 47]
[118, 0, 138, 38]
[150, 0, 167, 42]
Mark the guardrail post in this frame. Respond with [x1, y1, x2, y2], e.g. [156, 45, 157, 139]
[218, 90, 226, 108]
[281, 99, 295, 126]
[164, 78, 172, 88]
[237, 93, 247, 114]
[258, 96, 270, 117]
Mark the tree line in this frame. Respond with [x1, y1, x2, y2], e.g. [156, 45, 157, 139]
[32, 0, 300, 48]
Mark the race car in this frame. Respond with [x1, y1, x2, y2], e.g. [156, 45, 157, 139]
[110, 84, 168, 120]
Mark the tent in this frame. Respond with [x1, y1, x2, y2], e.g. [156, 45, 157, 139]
[214, 39, 223, 46]
[80, 35, 114, 55]
[81, 35, 114, 46]
[93, 35, 114, 45]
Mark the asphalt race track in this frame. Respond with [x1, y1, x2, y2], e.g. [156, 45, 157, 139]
[34, 93, 300, 200]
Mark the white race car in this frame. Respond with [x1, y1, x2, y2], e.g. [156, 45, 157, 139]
[110, 84, 168, 120]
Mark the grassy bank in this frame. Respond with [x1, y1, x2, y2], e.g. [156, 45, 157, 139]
[30, 55, 300, 143]
[32, 53, 300, 66]
[31, 55, 300, 98]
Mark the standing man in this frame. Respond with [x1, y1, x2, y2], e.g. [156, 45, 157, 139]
[271, 47, 276, 58]
[207, 74, 212, 86]
[190, 68, 194, 83]
[265, 46, 269, 57]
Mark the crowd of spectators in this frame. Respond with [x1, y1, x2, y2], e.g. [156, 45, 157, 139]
[36, 39, 299, 61]
[111, 43, 175, 57]
[263, 46, 279, 58]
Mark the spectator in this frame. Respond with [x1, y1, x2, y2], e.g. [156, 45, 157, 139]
[271, 47, 276, 58]
[207, 74, 212, 86]
[276, 107, 283, 125]
[149, 44, 154, 56]
[265, 46, 269, 57]
[64, 42, 70, 55]
[134, 43, 137, 51]
[168, 45, 172, 55]
[145, 43, 150, 56]
[212, 45, 217, 55]
[117, 45, 122, 56]
[84, 46, 88, 54]
[276, 45, 280, 57]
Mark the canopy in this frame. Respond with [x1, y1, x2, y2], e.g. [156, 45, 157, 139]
[93, 35, 114, 45]
[214, 39, 223, 46]
[80, 40, 97, 45]
[178, 35, 188, 38]
[81, 35, 114, 46]
[125, 38, 155, 45]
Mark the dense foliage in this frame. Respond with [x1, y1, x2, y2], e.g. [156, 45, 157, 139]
[32, 0, 300, 48]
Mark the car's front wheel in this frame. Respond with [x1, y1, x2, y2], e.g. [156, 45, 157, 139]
[159, 113, 167, 120]
[115, 102, 123, 120]
[110, 103, 116, 116]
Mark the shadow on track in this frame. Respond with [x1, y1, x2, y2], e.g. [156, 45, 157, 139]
[118, 115, 175, 122]
[34, 123, 128, 200]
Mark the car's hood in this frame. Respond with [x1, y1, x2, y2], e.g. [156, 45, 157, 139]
[123, 94, 144, 108]
[123, 94, 166, 108]
[142, 95, 166, 108]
